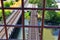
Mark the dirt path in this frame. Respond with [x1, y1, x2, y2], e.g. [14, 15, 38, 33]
[43, 28, 54, 40]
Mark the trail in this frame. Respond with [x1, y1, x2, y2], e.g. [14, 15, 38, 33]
[43, 28, 54, 40]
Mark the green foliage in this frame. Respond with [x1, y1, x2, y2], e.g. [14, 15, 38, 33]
[46, 0, 53, 7]
[44, 0, 60, 25]
[55, 12, 60, 24]
[37, 0, 42, 8]
[0, 10, 11, 21]
[29, 0, 39, 4]
[46, 0, 58, 8]
[0, 10, 2, 21]
[45, 10, 57, 22]
[9, 0, 14, 5]
[45, 10, 60, 24]
[16, 0, 19, 2]
[0, 10, 2, 17]
[37, 10, 41, 13]
[24, 11, 31, 20]
[5, 10, 11, 16]
[4, 1, 10, 7]
[45, 11, 51, 21]
[38, 10, 42, 14]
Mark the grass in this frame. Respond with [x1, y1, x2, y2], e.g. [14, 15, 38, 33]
[43, 28, 55, 40]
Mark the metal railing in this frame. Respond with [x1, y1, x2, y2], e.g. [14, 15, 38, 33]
[0, 0, 60, 40]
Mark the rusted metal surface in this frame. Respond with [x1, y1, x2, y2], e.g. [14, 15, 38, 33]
[1, 0, 8, 39]
[22, 0, 25, 40]
[40, 0, 45, 40]
[58, 30, 60, 40]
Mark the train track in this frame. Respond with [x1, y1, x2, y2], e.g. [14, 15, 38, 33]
[0, 10, 21, 39]
[0, 0, 28, 39]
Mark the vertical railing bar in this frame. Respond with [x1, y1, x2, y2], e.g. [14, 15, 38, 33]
[1, 0, 8, 40]
[22, 0, 25, 40]
[58, 30, 60, 40]
[40, 0, 45, 40]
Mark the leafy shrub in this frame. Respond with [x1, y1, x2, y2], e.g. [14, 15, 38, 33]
[44, 11, 60, 25]
[55, 12, 60, 24]
[0, 10, 2, 17]
[5, 10, 11, 16]
[24, 11, 31, 20]
[16, 0, 19, 2]
[9, 0, 14, 5]
[4, 1, 10, 7]
[0, 10, 11, 21]
[29, 0, 39, 4]
[0, 10, 2, 21]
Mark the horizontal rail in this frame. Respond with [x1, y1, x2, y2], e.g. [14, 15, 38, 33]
[0, 8, 60, 10]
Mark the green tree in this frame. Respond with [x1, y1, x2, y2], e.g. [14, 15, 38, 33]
[45, 0, 58, 23]
[4, 1, 10, 7]
[16, 0, 19, 2]
[24, 11, 30, 20]
[9, 0, 14, 5]
[0, 10, 11, 21]
[37, 0, 42, 8]
[55, 12, 60, 24]
[29, 0, 39, 4]
[29, 0, 42, 7]
[46, 0, 58, 8]
[5, 10, 11, 17]
[0, 10, 2, 21]
[45, 10, 57, 23]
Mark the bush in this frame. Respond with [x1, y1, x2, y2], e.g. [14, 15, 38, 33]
[9, 0, 14, 5]
[0, 10, 11, 21]
[0, 10, 2, 17]
[5, 10, 11, 16]
[4, 1, 10, 7]
[16, 0, 19, 2]
[29, 0, 39, 4]
[24, 11, 30, 20]
[44, 11, 60, 25]
[0, 10, 2, 21]
[0, 17, 1, 21]
[45, 11, 57, 22]
[55, 12, 60, 24]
